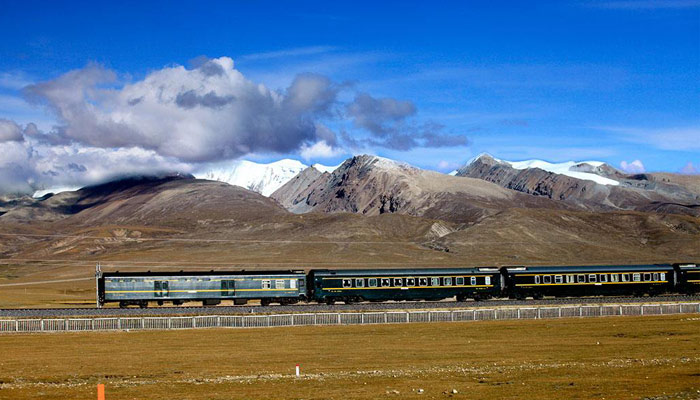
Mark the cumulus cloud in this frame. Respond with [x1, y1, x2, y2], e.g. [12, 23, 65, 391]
[346, 93, 468, 150]
[23, 57, 340, 162]
[0, 119, 24, 142]
[299, 140, 343, 160]
[0, 56, 470, 195]
[620, 159, 646, 174]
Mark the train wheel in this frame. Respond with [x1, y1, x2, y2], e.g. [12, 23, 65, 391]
[261, 299, 271, 306]
[119, 301, 127, 309]
[139, 301, 148, 308]
[325, 298, 335, 305]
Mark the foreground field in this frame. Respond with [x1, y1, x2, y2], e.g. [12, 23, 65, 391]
[1, 315, 699, 399]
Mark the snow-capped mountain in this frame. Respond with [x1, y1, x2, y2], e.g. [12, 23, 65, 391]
[478, 154, 620, 186]
[196, 159, 339, 196]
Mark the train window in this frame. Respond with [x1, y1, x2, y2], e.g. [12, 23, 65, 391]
[355, 279, 365, 287]
[543, 275, 552, 284]
[577, 274, 585, 283]
[659, 273, 665, 281]
[444, 277, 452, 286]
[653, 273, 659, 281]
[555, 275, 563, 284]
[290, 280, 297, 289]
[262, 280, 271, 289]
[406, 278, 415, 286]
[600, 274, 608, 283]
[485, 276, 491, 285]
[633, 273, 641, 282]
[611, 274, 619, 282]
[275, 280, 285, 289]
[589, 274, 597, 283]
[381, 278, 390, 287]
[456, 277, 464, 285]
[431, 277, 440, 286]
[622, 274, 630, 282]
[393, 278, 404, 287]
[369, 278, 378, 287]
[535, 276, 541, 284]
[419, 277, 428, 286]
[643, 273, 651, 282]
[470, 276, 477, 286]
[566, 275, 573, 283]
[342, 279, 352, 288]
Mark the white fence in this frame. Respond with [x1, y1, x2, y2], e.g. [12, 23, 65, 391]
[1, 302, 698, 334]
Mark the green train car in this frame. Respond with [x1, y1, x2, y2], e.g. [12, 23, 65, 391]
[97, 270, 307, 308]
[501, 264, 676, 299]
[309, 268, 502, 304]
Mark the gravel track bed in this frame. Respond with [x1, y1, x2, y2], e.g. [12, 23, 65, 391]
[2, 294, 699, 318]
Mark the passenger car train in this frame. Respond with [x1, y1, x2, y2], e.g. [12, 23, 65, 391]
[96, 263, 700, 308]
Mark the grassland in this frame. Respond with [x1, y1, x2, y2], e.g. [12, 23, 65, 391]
[0, 315, 698, 399]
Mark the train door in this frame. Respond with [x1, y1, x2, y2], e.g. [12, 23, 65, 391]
[221, 280, 235, 296]
[154, 281, 169, 297]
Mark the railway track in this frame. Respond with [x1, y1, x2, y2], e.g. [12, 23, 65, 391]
[2, 294, 699, 318]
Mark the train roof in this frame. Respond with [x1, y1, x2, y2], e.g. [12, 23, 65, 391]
[101, 270, 305, 277]
[502, 264, 673, 274]
[310, 268, 499, 276]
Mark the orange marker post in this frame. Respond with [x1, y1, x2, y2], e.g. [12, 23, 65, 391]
[97, 383, 105, 400]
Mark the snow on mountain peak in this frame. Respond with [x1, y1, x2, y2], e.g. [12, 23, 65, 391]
[196, 159, 307, 196]
[312, 163, 341, 173]
[196, 159, 342, 196]
[470, 153, 619, 186]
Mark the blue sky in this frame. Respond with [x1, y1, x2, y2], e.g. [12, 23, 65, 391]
[0, 0, 698, 193]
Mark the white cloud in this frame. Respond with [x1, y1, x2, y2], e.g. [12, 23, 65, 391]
[620, 159, 645, 174]
[0, 119, 24, 142]
[299, 140, 344, 160]
[23, 57, 340, 163]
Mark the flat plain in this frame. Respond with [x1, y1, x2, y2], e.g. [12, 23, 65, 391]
[1, 315, 698, 399]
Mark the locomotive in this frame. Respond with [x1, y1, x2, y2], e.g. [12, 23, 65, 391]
[96, 263, 700, 308]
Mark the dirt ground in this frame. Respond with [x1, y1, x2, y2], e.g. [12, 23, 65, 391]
[0, 315, 698, 399]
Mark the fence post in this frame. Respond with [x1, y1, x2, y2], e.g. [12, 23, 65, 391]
[579, 306, 583, 317]
[384, 312, 388, 323]
[558, 307, 562, 318]
[406, 312, 409, 323]
[168, 317, 172, 329]
[118, 318, 121, 330]
[517, 308, 520, 319]
[314, 314, 317, 325]
[15, 320, 18, 332]
[64, 319, 69, 331]
[192, 316, 197, 328]
[619, 305, 622, 315]
[450, 311, 454, 322]
[40, 319, 45, 331]
[537, 308, 541, 319]
[599, 305, 603, 316]
[659, 304, 663, 315]
[267, 315, 271, 327]
[641, 305, 644, 315]
[337, 313, 341, 325]
[361, 313, 364, 324]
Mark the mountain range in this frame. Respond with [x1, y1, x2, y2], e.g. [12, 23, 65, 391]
[1, 153, 698, 292]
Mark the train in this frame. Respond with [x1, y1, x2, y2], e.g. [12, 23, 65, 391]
[96, 263, 700, 308]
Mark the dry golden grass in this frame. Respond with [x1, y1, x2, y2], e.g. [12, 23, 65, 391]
[0, 315, 698, 399]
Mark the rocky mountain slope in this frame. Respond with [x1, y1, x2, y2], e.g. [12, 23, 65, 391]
[457, 154, 700, 215]
[272, 155, 566, 223]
